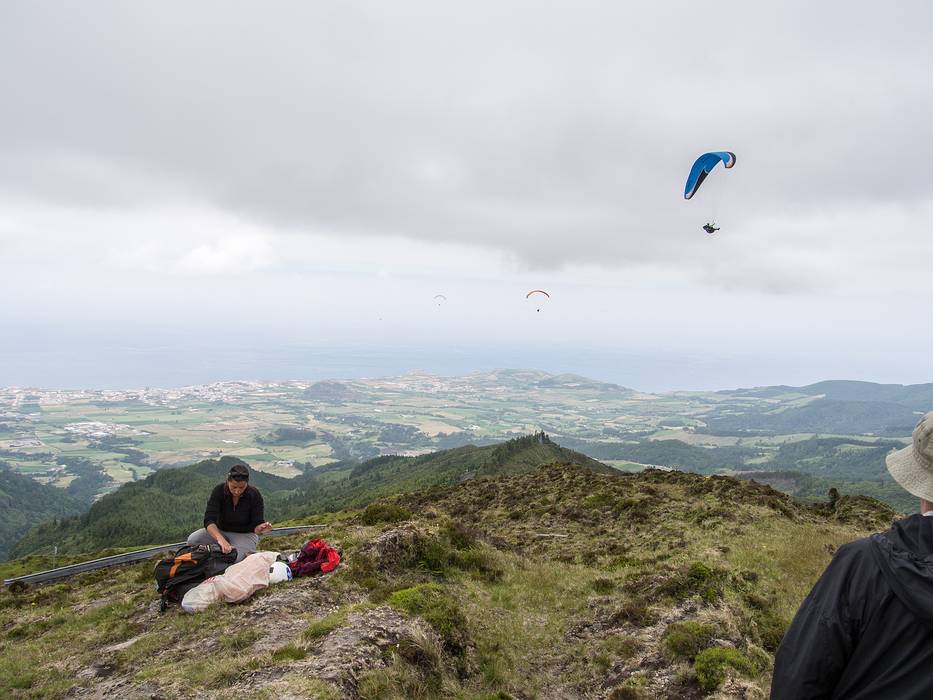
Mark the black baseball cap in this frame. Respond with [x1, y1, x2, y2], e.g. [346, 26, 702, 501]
[227, 463, 249, 481]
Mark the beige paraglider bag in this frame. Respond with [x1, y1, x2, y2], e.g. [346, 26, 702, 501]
[212, 551, 278, 602]
[181, 551, 278, 612]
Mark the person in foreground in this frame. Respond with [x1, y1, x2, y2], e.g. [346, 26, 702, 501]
[771, 411, 933, 699]
[186, 463, 272, 563]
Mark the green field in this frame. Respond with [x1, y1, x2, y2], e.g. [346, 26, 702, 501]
[0, 372, 919, 505]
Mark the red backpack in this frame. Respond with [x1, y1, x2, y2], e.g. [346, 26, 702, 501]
[288, 538, 341, 577]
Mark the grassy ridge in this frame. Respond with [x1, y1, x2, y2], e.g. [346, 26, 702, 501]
[282, 432, 612, 519]
[10, 434, 610, 560]
[560, 435, 915, 513]
[0, 461, 897, 699]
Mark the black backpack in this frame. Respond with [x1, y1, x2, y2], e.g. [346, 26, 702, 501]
[154, 544, 237, 612]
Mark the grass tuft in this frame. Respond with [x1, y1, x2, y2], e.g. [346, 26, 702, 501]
[271, 643, 307, 662]
[661, 620, 716, 660]
[302, 609, 349, 642]
[694, 647, 757, 692]
[361, 502, 412, 526]
[387, 583, 469, 656]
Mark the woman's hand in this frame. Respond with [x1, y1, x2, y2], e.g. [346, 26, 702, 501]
[217, 538, 233, 554]
[254, 522, 273, 535]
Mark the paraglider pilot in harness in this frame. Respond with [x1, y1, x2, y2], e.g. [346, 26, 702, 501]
[684, 152, 734, 237]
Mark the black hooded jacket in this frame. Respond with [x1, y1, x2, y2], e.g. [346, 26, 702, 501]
[771, 514, 933, 699]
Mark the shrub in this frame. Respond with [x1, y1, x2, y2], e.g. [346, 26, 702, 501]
[590, 577, 616, 594]
[614, 497, 653, 521]
[694, 647, 756, 692]
[745, 644, 772, 673]
[609, 688, 643, 700]
[0, 634, 49, 688]
[361, 502, 412, 525]
[579, 549, 600, 565]
[662, 621, 716, 660]
[32, 583, 73, 607]
[357, 670, 392, 700]
[609, 600, 659, 628]
[0, 590, 28, 610]
[358, 654, 439, 700]
[603, 634, 640, 660]
[750, 607, 787, 652]
[347, 553, 381, 591]
[387, 584, 469, 656]
[450, 548, 504, 582]
[609, 672, 648, 699]
[653, 562, 728, 603]
[584, 491, 615, 510]
[413, 535, 453, 576]
[442, 521, 480, 550]
[5, 612, 70, 641]
[395, 633, 442, 684]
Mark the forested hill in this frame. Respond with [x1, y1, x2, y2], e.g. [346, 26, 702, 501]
[705, 379, 932, 436]
[0, 463, 84, 561]
[11, 434, 611, 559]
[800, 380, 933, 409]
[700, 399, 918, 436]
[9, 456, 296, 560]
[280, 431, 613, 521]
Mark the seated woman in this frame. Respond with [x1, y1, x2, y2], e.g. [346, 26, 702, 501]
[186, 463, 272, 563]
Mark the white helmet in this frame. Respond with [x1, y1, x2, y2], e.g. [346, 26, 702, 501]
[269, 561, 293, 584]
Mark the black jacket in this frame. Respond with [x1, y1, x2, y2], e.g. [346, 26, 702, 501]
[202, 482, 264, 534]
[772, 514, 933, 699]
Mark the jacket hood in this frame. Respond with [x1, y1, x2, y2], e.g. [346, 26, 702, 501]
[870, 514, 933, 628]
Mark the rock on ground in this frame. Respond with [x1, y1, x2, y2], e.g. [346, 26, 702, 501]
[233, 605, 443, 699]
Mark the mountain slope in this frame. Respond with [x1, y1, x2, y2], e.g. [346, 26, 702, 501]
[704, 379, 933, 437]
[10, 456, 297, 559]
[280, 432, 614, 520]
[0, 463, 84, 561]
[700, 398, 918, 436]
[11, 434, 611, 558]
[0, 462, 896, 699]
[800, 380, 933, 409]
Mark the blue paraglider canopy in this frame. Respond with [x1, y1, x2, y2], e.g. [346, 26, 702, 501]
[684, 151, 736, 200]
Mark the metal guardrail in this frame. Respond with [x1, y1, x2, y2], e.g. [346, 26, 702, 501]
[2, 525, 328, 588]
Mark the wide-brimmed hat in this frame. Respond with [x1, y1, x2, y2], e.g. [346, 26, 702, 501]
[886, 412, 933, 502]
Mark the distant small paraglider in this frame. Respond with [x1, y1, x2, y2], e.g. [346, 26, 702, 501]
[685, 151, 735, 234]
[433, 294, 447, 307]
[526, 289, 550, 312]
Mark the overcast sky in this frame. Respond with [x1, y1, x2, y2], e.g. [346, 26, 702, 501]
[2, 2, 932, 391]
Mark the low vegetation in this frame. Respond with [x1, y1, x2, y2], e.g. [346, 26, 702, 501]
[0, 463, 85, 561]
[0, 459, 897, 698]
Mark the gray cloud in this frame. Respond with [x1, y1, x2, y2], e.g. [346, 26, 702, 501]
[2, 1, 932, 283]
